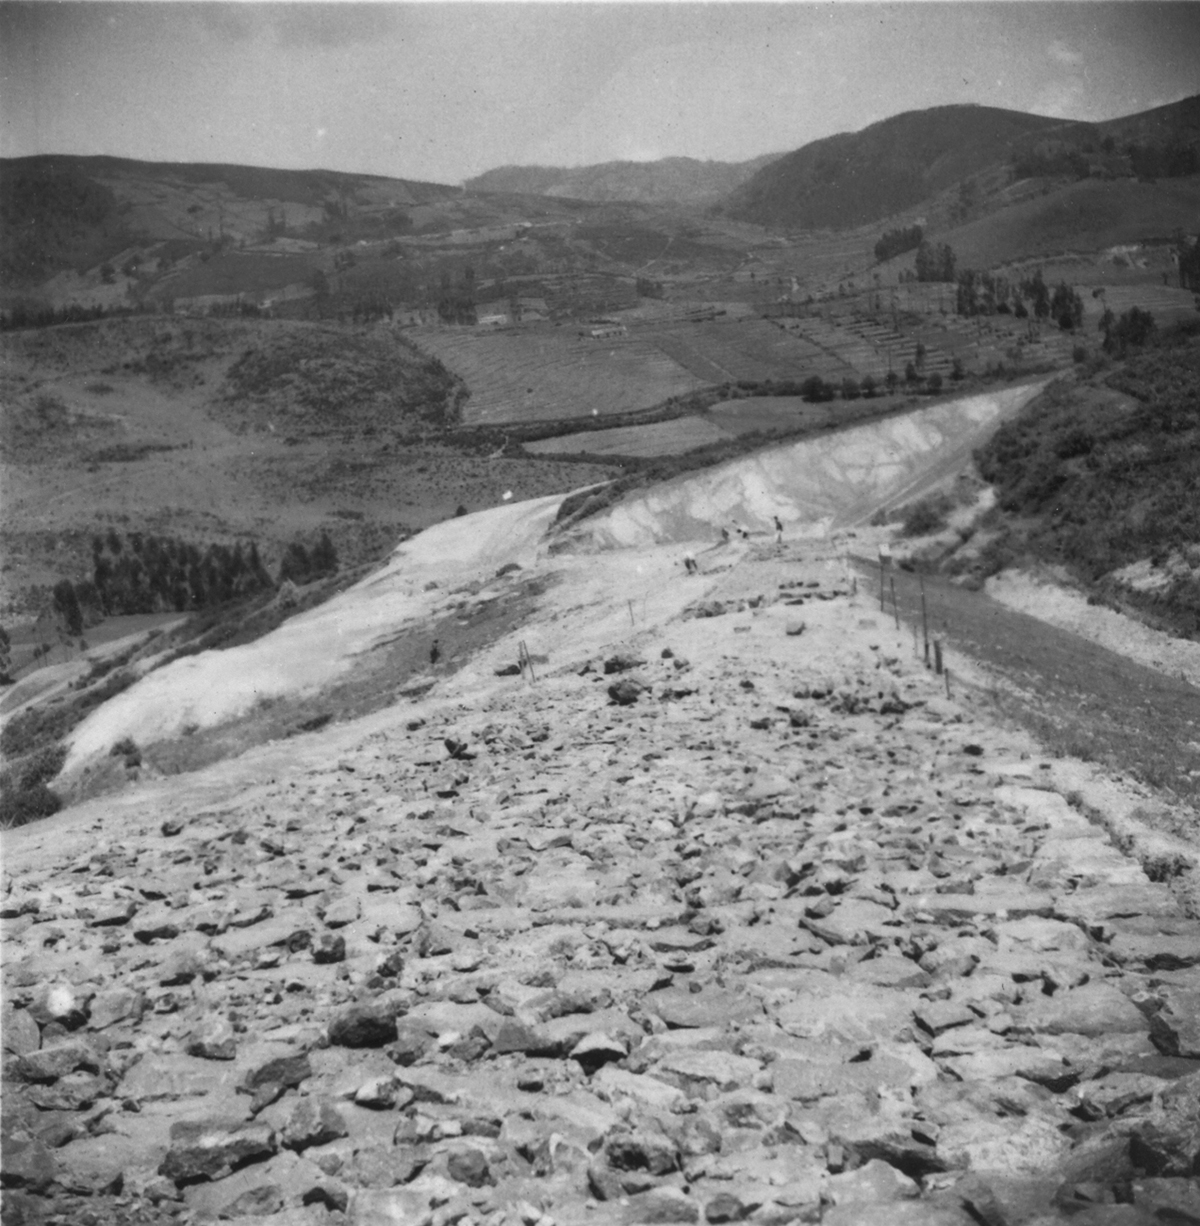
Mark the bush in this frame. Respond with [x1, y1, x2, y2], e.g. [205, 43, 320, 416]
[0, 743, 67, 828]
[900, 494, 953, 537]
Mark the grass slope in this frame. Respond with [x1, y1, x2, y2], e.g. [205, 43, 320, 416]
[970, 328, 1200, 635]
[942, 175, 1200, 269]
[724, 105, 1062, 230]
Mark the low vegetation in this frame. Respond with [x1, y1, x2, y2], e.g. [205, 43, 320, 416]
[971, 322, 1200, 633]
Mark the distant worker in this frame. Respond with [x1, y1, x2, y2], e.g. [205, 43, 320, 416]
[721, 527, 731, 544]
[774, 516, 783, 544]
[430, 640, 441, 666]
[683, 552, 698, 575]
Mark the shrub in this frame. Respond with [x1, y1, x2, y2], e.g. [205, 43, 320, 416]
[0, 743, 67, 828]
[900, 494, 953, 537]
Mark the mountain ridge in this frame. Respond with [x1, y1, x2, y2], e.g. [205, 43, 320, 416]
[464, 152, 783, 206]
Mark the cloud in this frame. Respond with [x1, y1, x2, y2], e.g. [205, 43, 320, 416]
[1047, 39, 1083, 67]
[271, 5, 398, 50]
[196, 3, 398, 50]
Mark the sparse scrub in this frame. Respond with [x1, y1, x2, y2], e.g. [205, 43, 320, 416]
[900, 493, 954, 537]
[0, 743, 68, 828]
[973, 334, 1200, 633]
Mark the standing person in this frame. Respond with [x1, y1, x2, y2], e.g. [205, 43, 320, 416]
[774, 516, 783, 545]
[683, 552, 697, 575]
[430, 640, 441, 666]
[721, 527, 731, 544]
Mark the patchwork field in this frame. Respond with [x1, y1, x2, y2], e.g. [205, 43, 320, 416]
[524, 394, 911, 459]
[524, 415, 729, 458]
[640, 317, 847, 383]
[408, 325, 704, 425]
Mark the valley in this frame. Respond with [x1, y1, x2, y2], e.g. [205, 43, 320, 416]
[3, 87, 1200, 1226]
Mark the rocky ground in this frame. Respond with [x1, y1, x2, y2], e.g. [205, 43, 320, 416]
[3, 544, 1200, 1226]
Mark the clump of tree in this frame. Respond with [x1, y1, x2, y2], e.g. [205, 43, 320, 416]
[954, 266, 1081, 329]
[1178, 234, 1200, 292]
[1010, 147, 1091, 181]
[0, 301, 151, 331]
[1128, 143, 1200, 181]
[800, 376, 837, 403]
[278, 532, 338, 586]
[636, 277, 664, 299]
[0, 744, 67, 828]
[1049, 281, 1084, 331]
[1100, 306, 1156, 356]
[915, 241, 956, 283]
[874, 225, 923, 264]
[82, 530, 275, 618]
[955, 269, 1013, 317]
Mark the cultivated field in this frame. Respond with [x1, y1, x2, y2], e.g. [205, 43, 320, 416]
[640, 317, 847, 383]
[408, 325, 704, 425]
[525, 415, 730, 458]
[524, 393, 913, 459]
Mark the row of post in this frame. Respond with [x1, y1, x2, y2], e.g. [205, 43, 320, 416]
[880, 560, 950, 696]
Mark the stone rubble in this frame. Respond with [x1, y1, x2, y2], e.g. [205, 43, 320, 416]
[3, 549, 1199, 1226]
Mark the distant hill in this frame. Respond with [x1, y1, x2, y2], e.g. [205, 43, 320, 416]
[0, 155, 460, 286]
[465, 154, 782, 208]
[722, 105, 1067, 231]
[723, 97, 1200, 233]
[940, 176, 1200, 270]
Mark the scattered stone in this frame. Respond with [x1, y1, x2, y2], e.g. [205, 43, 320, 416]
[281, 1097, 349, 1150]
[185, 1013, 238, 1060]
[7, 547, 1200, 1226]
[1149, 987, 1200, 1058]
[159, 1118, 277, 1183]
[608, 677, 648, 705]
[327, 1000, 402, 1047]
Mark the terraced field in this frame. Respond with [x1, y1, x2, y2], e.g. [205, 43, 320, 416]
[641, 317, 842, 383]
[408, 325, 704, 425]
[1080, 282, 1199, 324]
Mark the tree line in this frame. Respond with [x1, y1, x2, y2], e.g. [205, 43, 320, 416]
[874, 225, 923, 264]
[954, 267, 1083, 330]
[48, 529, 340, 637]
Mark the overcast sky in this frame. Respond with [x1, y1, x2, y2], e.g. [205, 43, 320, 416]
[4, 2, 1199, 184]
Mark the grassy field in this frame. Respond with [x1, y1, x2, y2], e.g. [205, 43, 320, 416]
[408, 324, 705, 424]
[942, 176, 1200, 271]
[525, 415, 729, 458]
[864, 560, 1200, 811]
[523, 392, 914, 459]
[641, 317, 849, 383]
[0, 316, 621, 628]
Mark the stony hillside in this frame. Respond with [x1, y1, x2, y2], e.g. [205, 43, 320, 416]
[3, 535, 1200, 1226]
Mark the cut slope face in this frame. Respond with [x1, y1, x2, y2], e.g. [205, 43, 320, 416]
[58, 385, 1038, 783]
[583, 383, 1046, 548]
[60, 493, 565, 781]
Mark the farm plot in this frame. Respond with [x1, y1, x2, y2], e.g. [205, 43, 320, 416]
[525, 393, 905, 459]
[1080, 283, 1199, 325]
[642, 318, 843, 384]
[409, 326, 704, 425]
[524, 416, 730, 458]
